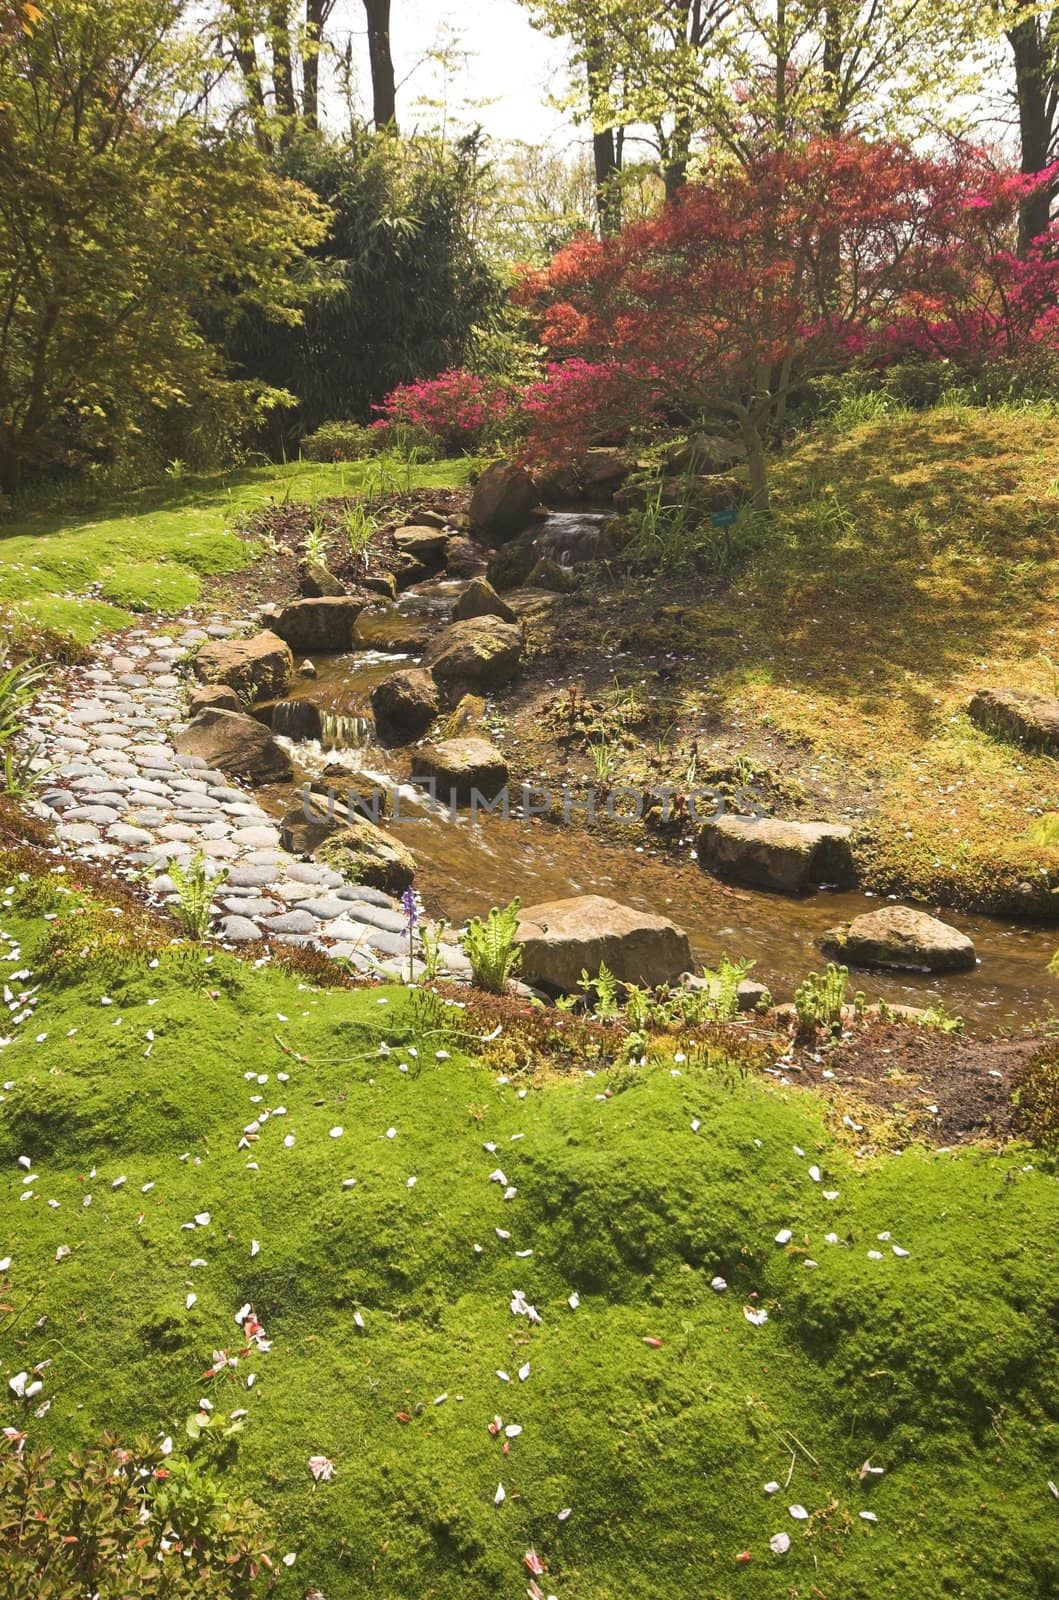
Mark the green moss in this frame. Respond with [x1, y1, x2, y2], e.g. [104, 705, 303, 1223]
[99, 561, 201, 613]
[0, 455, 475, 648]
[0, 898, 1057, 1598]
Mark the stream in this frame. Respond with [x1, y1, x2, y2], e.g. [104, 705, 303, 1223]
[255, 520, 1059, 1033]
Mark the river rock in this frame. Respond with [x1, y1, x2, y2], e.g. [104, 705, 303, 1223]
[445, 536, 487, 577]
[362, 572, 398, 599]
[410, 736, 508, 802]
[316, 817, 416, 894]
[299, 560, 346, 598]
[422, 616, 523, 692]
[577, 447, 632, 496]
[272, 597, 368, 653]
[819, 906, 977, 972]
[526, 557, 575, 592]
[968, 687, 1059, 755]
[486, 536, 539, 593]
[370, 668, 439, 744]
[188, 683, 242, 716]
[697, 816, 856, 894]
[193, 630, 292, 700]
[452, 576, 517, 624]
[469, 460, 539, 540]
[174, 708, 293, 784]
[516, 895, 691, 991]
[393, 524, 449, 566]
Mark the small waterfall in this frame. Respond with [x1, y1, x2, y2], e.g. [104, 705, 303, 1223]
[535, 510, 608, 567]
[272, 699, 371, 751]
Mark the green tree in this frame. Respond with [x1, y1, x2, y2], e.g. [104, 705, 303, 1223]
[228, 127, 502, 439]
[522, 0, 992, 204]
[0, 0, 327, 492]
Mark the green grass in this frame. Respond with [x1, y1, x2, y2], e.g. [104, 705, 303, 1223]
[0, 456, 474, 644]
[1, 882, 1058, 1597]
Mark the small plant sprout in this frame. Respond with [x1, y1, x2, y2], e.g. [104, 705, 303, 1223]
[167, 851, 227, 941]
[460, 898, 523, 994]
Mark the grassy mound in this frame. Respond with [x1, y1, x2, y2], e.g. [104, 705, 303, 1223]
[0, 456, 473, 647]
[1, 880, 1058, 1597]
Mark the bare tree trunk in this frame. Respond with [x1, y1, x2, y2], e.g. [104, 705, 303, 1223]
[270, 0, 297, 132]
[302, 0, 328, 130]
[1006, 3, 1058, 253]
[363, 0, 397, 130]
[229, 3, 270, 151]
[586, 43, 621, 233]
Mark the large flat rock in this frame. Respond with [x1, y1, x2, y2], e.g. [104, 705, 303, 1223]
[697, 815, 856, 894]
[174, 709, 292, 785]
[193, 630, 292, 701]
[271, 597, 369, 654]
[968, 688, 1059, 755]
[820, 905, 977, 973]
[516, 894, 691, 991]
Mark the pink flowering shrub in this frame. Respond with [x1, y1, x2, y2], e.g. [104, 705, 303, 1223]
[375, 369, 514, 454]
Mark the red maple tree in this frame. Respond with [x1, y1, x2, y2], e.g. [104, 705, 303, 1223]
[516, 139, 1059, 506]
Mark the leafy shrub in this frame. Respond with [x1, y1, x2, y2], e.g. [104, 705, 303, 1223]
[167, 850, 226, 941]
[460, 897, 523, 994]
[375, 368, 513, 454]
[301, 420, 377, 461]
[0, 1431, 275, 1597]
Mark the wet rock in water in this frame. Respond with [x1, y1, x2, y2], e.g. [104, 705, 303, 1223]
[445, 535, 487, 577]
[469, 460, 539, 540]
[317, 816, 416, 894]
[526, 557, 575, 592]
[188, 682, 242, 716]
[820, 906, 977, 972]
[410, 736, 508, 802]
[393, 524, 449, 566]
[370, 668, 440, 744]
[697, 816, 856, 894]
[486, 536, 539, 593]
[452, 576, 517, 624]
[422, 616, 523, 693]
[299, 560, 346, 598]
[272, 597, 368, 654]
[193, 630, 293, 701]
[968, 687, 1059, 755]
[516, 895, 691, 991]
[392, 555, 431, 592]
[174, 709, 293, 785]
[298, 658, 318, 678]
[362, 572, 398, 600]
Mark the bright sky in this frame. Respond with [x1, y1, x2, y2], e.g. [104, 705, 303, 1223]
[330, 0, 577, 149]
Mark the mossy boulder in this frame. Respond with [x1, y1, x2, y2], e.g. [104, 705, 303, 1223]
[410, 736, 509, 803]
[422, 616, 523, 693]
[370, 668, 440, 745]
[193, 629, 292, 701]
[317, 817, 416, 893]
[451, 577, 516, 624]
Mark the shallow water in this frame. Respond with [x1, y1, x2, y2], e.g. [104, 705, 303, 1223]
[259, 519, 1059, 1032]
